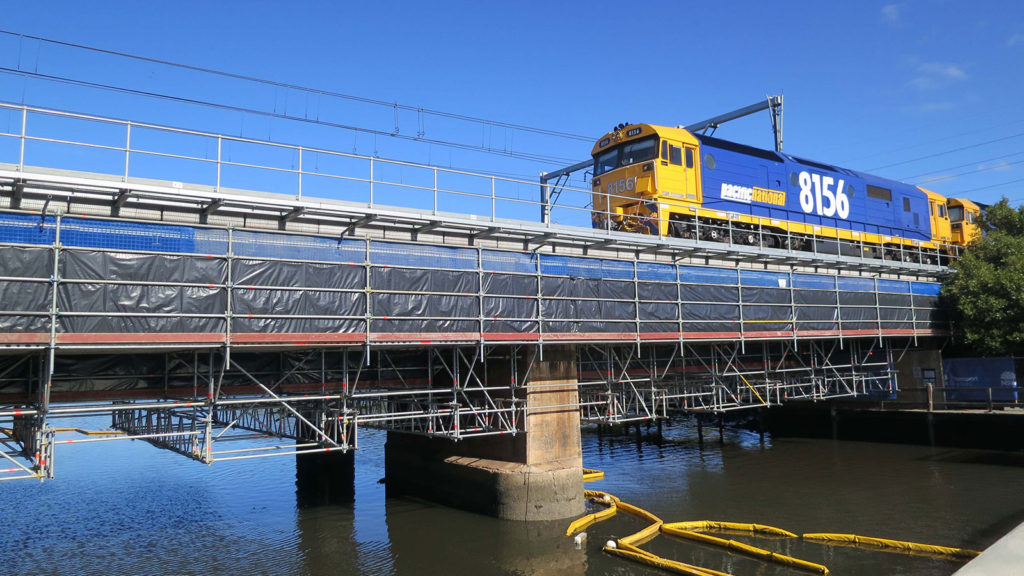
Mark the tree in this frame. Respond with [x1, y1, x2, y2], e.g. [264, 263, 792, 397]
[941, 198, 1024, 355]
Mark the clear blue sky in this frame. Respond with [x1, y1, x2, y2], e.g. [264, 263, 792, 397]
[2, 0, 1023, 213]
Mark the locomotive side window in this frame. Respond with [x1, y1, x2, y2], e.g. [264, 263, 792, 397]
[669, 145, 682, 166]
[903, 197, 911, 212]
[867, 185, 891, 201]
[661, 141, 669, 161]
[685, 148, 694, 168]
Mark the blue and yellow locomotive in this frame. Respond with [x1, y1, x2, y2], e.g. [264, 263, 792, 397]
[590, 124, 981, 262]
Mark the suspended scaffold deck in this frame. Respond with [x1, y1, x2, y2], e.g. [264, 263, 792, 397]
[0, 103, 948, 481]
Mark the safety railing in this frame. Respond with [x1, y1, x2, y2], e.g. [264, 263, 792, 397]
[879, 384, 1020, 413]
[0, 102, 962, 268]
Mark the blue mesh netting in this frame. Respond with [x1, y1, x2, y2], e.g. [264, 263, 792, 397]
[369, 241, 477, 269]
[481, 249, 536, 274]
[540, 255, 634, 280]
[741, 270, 790, 288]
[60, 218, 200, 253]
[679, 265, 737, 286]
[636, 262, 676, 282]
[0, 213, 56, 245]
[794, 274, 836, 291]
[877, 279, 911, 294]
[911, 282, 941, 296]
[233, 230, 362, 263]
[191, 228, 230, 255]
[838, 277, 876, 292]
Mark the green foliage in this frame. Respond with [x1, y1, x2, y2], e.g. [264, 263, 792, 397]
[942, 198, 1024, 355]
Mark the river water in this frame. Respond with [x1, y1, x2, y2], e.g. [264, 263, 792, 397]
[5, 416, 1023, 575]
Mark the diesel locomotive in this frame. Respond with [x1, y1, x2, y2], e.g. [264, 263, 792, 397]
[590, 123, 982, 262]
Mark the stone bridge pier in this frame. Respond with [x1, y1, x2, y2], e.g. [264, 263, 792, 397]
[384, 345, 584, 521]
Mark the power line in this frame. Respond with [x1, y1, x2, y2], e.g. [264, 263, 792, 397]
[957, 176, 1024, 196]
[0, 30, 595, 143]
[0, 67, 580, 166]
[868, 131, 1024, 171]
[916, 159, 1024, 186]
[902, 150, 1024, 182]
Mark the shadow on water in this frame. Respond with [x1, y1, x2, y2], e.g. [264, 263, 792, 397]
[919, 448, 1024, 468]
[386, 498, 587, 576]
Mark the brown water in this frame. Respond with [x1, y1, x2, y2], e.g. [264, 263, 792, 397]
[4, 416, 1023, 575]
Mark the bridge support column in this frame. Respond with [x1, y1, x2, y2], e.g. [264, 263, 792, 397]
[295, 449, 355, 507]
[296, 444, 356, 502]
[385, 345, 584, 521]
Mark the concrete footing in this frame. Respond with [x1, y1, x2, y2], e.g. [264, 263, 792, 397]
[295, 449, 355, 507]
[385, 345, 584, 521]
[385, 434, 583, 520]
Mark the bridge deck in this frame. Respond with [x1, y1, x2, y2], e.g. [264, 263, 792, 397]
[0, 103, 950, 481]
[0, 195, 944, 353]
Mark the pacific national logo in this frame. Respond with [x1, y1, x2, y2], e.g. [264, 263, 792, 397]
[720, 183, 786, 206]
[720, 183, 752, 203]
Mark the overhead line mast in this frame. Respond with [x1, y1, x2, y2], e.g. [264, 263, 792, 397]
[539, 95, 784, 224]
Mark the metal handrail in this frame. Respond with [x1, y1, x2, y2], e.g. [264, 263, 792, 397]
[0, 101, 963, 265]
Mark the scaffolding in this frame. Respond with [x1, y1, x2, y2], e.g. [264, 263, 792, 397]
[0, 102, 949, 481]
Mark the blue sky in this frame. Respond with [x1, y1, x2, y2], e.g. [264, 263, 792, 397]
[1, 1, 1023, 217]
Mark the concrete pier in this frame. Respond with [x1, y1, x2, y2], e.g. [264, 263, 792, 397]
[385, 346, 584, 521]
[295, 450, 355, 507]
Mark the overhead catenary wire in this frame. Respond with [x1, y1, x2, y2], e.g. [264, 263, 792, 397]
[868, 130, 1024, 172]
[0, 30, 594, 142]
[901, 150, 1024, 182]
[0, 66, 579, 167]
[1, 31, 1016, 199]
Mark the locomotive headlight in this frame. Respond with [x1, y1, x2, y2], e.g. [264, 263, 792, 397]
[642, 163, 653, 172]
[593, 178, 601, 187]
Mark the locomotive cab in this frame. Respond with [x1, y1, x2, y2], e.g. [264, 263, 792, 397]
[921, 188, 952, 246]
[948, 198, 982, 246]
[591, 124, 701, 236]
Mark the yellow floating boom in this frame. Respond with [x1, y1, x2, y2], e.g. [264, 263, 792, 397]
[802, 533, 980, 561]
[568, 468, 978, 576]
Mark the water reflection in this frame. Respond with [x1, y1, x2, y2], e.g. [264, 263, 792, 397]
[2, 417, 1022, 575]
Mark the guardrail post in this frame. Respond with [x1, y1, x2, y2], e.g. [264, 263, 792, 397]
[124, 122, 132, 183]
[297, 146, 303, 200]
[369, 158, 374, 207]
[18, 107, 27, 171]
[988, 386, 993, 413]
[927, 383, 933, 413]
[216, 137, 222, 192]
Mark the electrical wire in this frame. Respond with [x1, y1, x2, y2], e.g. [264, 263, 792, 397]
[0, 66, 581, 166]
[913, 158, 1024, 186]
[902, 150, 1024, 182]
[956, 176, 1024, 196]
[868, 131, 1024, 171]
[0, 30, 595, 142]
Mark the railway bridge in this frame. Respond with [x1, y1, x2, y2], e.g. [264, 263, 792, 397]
[0, 103, 949, 519]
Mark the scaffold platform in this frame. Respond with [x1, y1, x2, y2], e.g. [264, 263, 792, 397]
[0, 103, 949, 481]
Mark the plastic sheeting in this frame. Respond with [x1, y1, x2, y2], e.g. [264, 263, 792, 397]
[943, 357, 1018, 402]
[0, 213, 945, 340]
